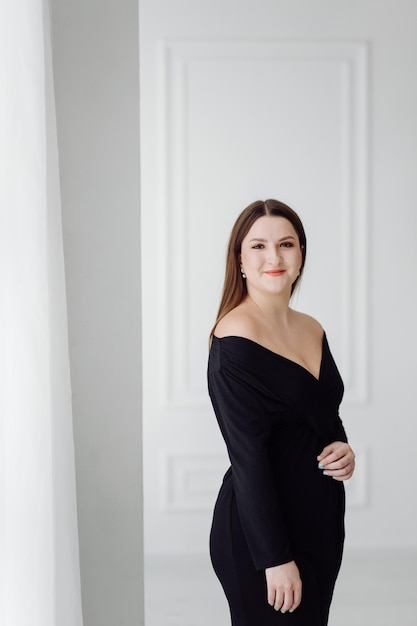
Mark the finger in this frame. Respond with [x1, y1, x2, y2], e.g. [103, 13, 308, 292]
[319, 448, 353, 469]
[331, 472, 353, 481]
[317, 443, 335, 460]
[318, 448, 343, 466]
[290, 583, 302, 612]
[273, 591, 283, 611]
[318, 441, 351, 461]
[323, 465, 354, 480]
[322, 457, 352, 471]
[323, 451, 355, 470]
[267, 585, 275, 607]
[323, 464, 352, 475]
[279, 590, 294, 613]
[324, 458, 354, 473]
[318, 454, 343, 469]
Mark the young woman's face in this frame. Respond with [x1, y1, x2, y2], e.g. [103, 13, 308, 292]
[240, 216, 303, 298]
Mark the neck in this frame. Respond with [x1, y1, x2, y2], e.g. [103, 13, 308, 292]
[245, 290, 293, 325]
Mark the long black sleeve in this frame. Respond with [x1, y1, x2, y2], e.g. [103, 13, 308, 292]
[208, 357, 293, 570]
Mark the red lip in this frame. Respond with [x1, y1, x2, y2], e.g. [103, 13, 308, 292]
[264, 270, 286, 276]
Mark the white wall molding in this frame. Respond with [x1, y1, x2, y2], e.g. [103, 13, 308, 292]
[159, 451, 228, 512]
[160, 447, 368, 512]
[157, 40, 369, 410]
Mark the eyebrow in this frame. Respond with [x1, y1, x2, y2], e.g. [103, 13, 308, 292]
[249, 236, 296, 242]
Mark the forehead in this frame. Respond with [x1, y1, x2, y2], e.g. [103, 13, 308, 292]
[244, 215, 297, 240]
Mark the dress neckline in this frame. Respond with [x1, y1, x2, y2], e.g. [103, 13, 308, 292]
[212, 332, 326, 383]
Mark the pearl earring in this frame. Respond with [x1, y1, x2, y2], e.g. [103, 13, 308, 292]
[240, 267, 246, 279]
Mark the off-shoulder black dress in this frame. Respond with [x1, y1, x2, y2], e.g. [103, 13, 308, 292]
[208, 333, 347, 626]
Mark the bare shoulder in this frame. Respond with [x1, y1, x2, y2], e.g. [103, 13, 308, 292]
[291, 310, 324, 340]
[213, 305, 258, 340]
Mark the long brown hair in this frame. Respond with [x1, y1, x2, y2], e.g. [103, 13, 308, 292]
[210, 199, 307, 338]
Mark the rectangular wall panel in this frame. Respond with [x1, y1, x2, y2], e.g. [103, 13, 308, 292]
[161, 450, 368, 512]
[157, 40, 369, 410]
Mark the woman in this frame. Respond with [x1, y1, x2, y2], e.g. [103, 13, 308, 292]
[208, 199, 355, 625]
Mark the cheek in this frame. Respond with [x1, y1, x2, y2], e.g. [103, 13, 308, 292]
[240, 249, 254, 267]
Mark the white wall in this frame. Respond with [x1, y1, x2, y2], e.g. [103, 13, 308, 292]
[140, 0, 417, 556]
[50, 1, 144, 624]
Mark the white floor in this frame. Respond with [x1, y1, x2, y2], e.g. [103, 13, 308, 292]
[145, 549, 417, 626]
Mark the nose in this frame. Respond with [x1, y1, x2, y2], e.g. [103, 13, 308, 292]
[267, 246, 282, 264]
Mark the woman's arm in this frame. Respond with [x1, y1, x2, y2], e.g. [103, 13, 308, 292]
[208, 362, 293, 570]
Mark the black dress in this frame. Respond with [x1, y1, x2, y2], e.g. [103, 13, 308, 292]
[208, 333, 347, 626]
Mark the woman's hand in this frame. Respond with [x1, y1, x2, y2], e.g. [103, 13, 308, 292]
[317, 441, 355, 481]
[265, 560, 302, 613]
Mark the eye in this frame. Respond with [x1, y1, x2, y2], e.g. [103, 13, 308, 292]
[280, 241, 294, 248]
[252, 243, 265, 249]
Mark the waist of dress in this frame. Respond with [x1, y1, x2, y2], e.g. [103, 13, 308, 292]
[221, 463, 345, 499]
[222, 466, 232, 484]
